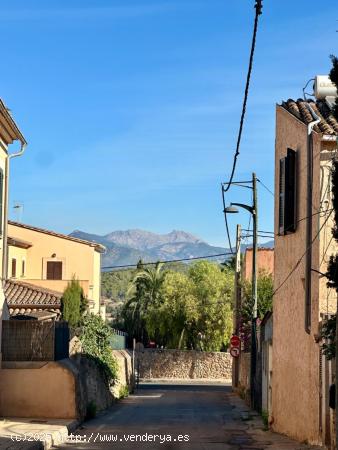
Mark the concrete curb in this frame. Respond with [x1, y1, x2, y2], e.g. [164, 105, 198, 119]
[0, 418, 80, 450]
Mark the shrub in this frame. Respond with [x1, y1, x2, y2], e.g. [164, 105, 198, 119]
[79, 314, 118, 382]
[61, 277, 87, 327]
[118, 385, 129, 399]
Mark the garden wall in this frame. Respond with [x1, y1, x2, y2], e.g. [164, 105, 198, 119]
[136, 349, 232, 381]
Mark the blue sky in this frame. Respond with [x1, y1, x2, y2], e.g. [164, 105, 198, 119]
[1, 0, 337, 247]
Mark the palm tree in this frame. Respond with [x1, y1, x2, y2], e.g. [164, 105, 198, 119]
[123, 260, 165, 343]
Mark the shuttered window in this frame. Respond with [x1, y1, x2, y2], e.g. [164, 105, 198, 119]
[21, 260, 25, 277]
[11, 258, 16, 278]
[279, 148, 297, 235]
[46, 261, 62, 280]
[279, 158, 286, 234]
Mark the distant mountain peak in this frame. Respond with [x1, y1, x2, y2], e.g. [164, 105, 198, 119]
[69, 228, 273, 269]
[102, 228, 204, 251]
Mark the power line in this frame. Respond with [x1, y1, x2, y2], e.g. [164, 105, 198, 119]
[102, 252, 233, 271]
[242, 228, 274, 234]
[257, 178, 274, 196]
[223, 0, 263, 193]
[272, 208, 334, 297]
[221, 185, 235, 254]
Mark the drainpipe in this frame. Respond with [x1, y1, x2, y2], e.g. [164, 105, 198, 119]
[305, 104, 320, 333]
[2, 142, 27, 282]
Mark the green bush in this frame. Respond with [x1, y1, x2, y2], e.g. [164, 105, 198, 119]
[80, 314, 118, 382]
[261, 410, 269, 430]
[61, 277, 87, 327]
[118, 385, 129, 399]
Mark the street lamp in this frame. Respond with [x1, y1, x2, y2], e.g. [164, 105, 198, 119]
[223, 173, 258, 409]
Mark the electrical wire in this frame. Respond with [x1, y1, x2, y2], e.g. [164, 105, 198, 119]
[223, 0, 263, 193]
[272, 208, 334, 297]
[102, 252, 233, 271]
[221, 186, 234, 254]
[257, 178, 274, 196]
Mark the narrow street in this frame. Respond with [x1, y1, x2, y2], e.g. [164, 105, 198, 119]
[56, 383, 322, 450]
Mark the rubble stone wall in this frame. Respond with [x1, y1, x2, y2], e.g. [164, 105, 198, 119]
[137, 349, 232, 380]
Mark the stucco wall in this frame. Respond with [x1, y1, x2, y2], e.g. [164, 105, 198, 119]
[8, 223, 102, 314]
[237, 352, 250, 403]
[136, 349, 232, 380]
[243, 248, 274, 281]
[272, 106, 324, 445]
[0, 361, 77, 419]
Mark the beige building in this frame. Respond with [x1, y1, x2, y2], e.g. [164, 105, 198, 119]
[7, 221, 105, 317]
[273, 96, 337, 447]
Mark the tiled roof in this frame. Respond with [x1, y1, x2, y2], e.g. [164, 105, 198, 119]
[5, 280, 62, 309]
[281, 99, 338, 136]
[0, 98, 27, 145]
[8, 220, 106, 253]
[8, 236, 32, 249]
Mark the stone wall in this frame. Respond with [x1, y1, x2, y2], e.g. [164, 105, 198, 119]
[71, 349, 134, 418]
[112, 350, 134, 397]
[72, 355, 115, 418]
[136, 349, 232, 381]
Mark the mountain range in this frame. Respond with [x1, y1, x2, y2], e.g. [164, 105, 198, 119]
[69, 229, 274, 268]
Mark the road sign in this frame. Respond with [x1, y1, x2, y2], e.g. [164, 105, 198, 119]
[230, 335, 241, 348]
[230, 347, 240, 358]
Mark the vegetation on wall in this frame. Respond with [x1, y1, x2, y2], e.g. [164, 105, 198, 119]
[61, 278, 87, 327]
[80, 313, 118, 382]
[61, 279, 118, 382]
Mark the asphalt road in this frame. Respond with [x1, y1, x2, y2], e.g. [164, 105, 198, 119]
[55, 383, 322, 450]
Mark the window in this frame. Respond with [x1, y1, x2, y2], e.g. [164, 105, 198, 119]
[46, 261, 62, 280]
[21, 259, 25, 277]
[279, 148, 297, 235]
[11, 258, 16, 278]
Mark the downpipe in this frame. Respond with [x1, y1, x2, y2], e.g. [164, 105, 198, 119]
[2, 142, 27, 282]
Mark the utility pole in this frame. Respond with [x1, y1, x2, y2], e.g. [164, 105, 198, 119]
[250, 172, 258, 408]
[223, 172, 258, 407]
[233, 224, 242, 388]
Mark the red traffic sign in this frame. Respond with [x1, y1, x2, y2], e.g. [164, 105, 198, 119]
[230, 335, 241, 348]
[230, 347, 240, 358]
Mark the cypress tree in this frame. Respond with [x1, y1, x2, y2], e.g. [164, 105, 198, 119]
[61, 277, 87, 327]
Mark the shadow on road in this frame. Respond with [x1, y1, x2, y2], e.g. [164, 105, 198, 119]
[138, 382, 232, 393]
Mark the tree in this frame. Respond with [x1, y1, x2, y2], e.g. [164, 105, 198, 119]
[146, 271, 198, 349]
[240, 270, 273, 322]
[121, 260, 234, 351]
[122, 261, 165, 343]
[188, 261, 234, 351]
[61, 277, 87, 327]
[239, 270, 273, 349]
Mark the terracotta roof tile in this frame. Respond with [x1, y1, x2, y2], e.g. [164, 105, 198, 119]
[281, 98, 338, 136]
[5, 280, 62, 309]
[8, 220, 106, 253]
